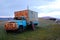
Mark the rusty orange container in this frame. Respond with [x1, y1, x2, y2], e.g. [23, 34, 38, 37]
[14, 10, 29, 20]
[14, 10, 38, 22]
[5, 22, 18, 30]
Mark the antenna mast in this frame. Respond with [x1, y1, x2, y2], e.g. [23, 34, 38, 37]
[27, 5, 29, 10]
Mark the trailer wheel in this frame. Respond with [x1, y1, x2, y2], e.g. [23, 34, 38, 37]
[18, 25, 24, 33]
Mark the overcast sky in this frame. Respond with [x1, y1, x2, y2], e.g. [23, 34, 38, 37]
[0, 0, 60, 18]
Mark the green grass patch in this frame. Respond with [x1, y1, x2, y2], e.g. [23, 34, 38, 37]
[0, 24, 60, 40]
[0, 26, 7, 40]
[7, 24, 60, 40]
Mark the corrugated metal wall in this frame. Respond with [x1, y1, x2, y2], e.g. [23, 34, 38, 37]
[14, 10, 29, 20]
[14, 10, 28, 18]
[28, 10, 38, 22]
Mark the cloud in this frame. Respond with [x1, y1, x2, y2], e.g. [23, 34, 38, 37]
[35, 0, 60, 9]
[38, 11, 60, 17]
[0, 0, 60, 18]
[0, 0, 31, 16]
[34, 0, 60, 18]
[37, 1, 60, 9]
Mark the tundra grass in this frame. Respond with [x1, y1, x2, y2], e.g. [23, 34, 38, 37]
[7, 24, 60, 40]
[0, 26, 7, 40]
[0, 24, 60, 40]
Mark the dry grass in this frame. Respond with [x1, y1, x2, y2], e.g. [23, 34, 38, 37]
[0, 19, 60, 40]
[38, 18, 56, 27]
[6, 24, 60, 40]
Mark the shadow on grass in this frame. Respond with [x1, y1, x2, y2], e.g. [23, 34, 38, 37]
[6, 27, 40, 34]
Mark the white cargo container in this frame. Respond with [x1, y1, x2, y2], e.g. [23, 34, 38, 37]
[28, 10, 38, 23]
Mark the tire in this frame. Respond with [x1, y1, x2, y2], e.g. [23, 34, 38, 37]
[18, 25, 24, 33]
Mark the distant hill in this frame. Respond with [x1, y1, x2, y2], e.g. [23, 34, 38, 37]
[0, 18, 13, 21]
[41, 16, 56, 19]
[38, 18, 56, 27]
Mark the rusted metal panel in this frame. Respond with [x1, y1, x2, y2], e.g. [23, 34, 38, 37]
[28, 10, 38, 22]
[14, 10, 38, 22]
[14, 10, 28, 18]
[5, 22, 18, 30]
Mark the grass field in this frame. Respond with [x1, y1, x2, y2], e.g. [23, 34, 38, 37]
[7, 24, 60, 40]
[0, 19, 60, 40]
